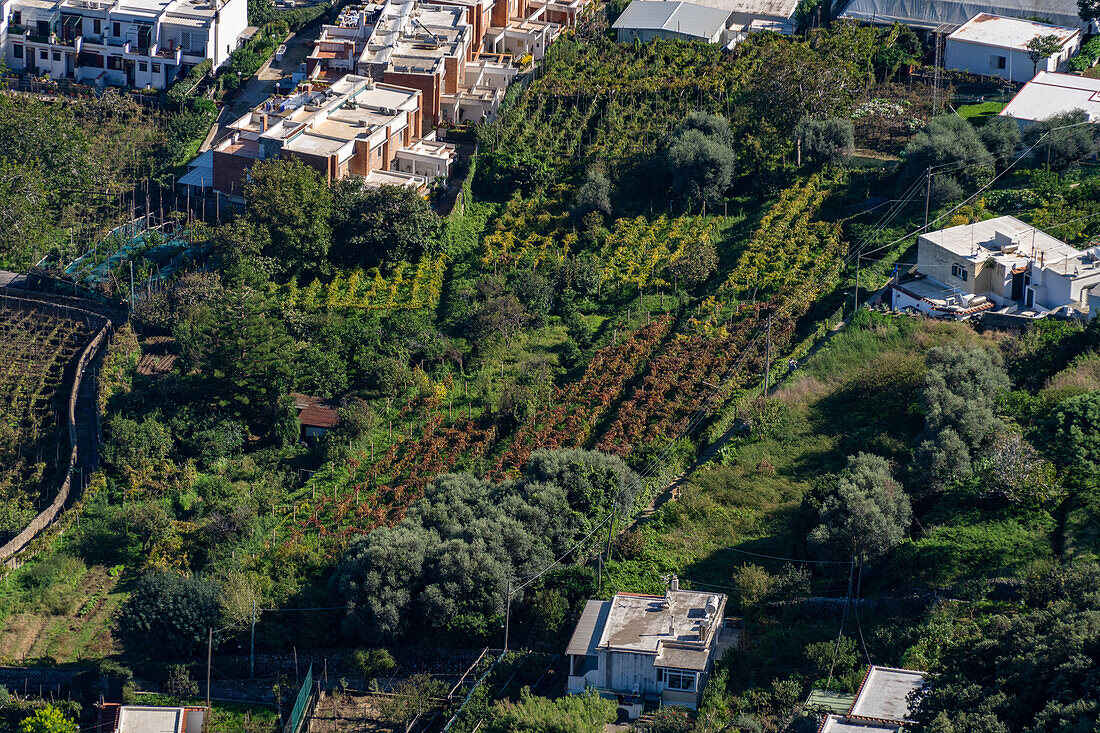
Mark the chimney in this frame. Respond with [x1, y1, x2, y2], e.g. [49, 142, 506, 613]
[668, 615, 675, 636]
[669, 574, 679, 592]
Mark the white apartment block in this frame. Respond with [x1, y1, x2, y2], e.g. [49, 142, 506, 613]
[0, 0, 249, 89]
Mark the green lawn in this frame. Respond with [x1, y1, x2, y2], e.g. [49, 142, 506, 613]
[956, 101, 1006, 120]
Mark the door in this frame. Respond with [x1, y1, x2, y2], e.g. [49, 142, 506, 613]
[1011, 272, 1025, 301]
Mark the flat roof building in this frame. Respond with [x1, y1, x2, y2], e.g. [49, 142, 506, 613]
[565, 577, 737, 713]
[839, 0, 1088, 32]
[818, 666, 924, 733]
[612, 0, 733, 43]
[1, 0, 249, 89]
[1000, 71, 1100, 126]
[892, 215, 1100, 320]
[945, 14, 1079, 83]
[211, 74, 456, 197]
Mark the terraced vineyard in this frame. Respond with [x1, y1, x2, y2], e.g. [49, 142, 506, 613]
[0, 300, 99, 540]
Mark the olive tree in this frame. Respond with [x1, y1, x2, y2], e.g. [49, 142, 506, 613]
[808, 453, 912, 561]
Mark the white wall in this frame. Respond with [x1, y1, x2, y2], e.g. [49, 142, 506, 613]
[945, 36, 1080, 83]
[601, 651, 659, 694]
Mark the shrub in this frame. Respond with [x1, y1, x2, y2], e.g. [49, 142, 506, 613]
[116, 572, 222, 658]
[793, 117, 855, 167]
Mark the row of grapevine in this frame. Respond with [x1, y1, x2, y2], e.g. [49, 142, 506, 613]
[596, 177, 848, 456]
[275, 257, 447, 313]
[489, 315, 674, 478]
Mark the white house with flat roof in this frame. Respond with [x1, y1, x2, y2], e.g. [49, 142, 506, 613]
[1000, 71, 1100, 128]
[892, 215, 1100, 320]
[818, 666, 924, 733]
[944, 13, 1080, 83]
[565, 577, 736, 713]
[0, 0, 248, 89]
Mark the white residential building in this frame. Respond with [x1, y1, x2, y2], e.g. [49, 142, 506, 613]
[565, 578, 736, 713]
[944, 13, 1080, 84]
[1000, 70, 1100, 127]
[819, 666, 924, 733]
[104, 704, 206, 733]
[612, 0, 732, 43]
[891, 215, 1100, 320]
[0, 0, 249, 89]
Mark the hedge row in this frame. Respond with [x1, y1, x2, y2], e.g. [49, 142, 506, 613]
[166, 58, 212, 107]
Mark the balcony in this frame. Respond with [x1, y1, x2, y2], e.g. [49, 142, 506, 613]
[9, 24, 27, 35]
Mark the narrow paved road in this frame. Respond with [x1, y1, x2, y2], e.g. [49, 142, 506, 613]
[202, 26, 321, 151]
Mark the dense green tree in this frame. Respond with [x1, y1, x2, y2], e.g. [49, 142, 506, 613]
[808, 453, 912, 561]
[1026, 34, 1065, 77]
[331, 181, 445, 271]
[116, 572, 222, 657]
[916, 346, 1009, 487]
[334, 450, 633, 643]
[243, 158, 332, 280]
[522, 448, 641, 524]
[979, 116, 1021, 170]
[1026, 109, 1099, 172]
[198, 292, 295, 432]
[101, 415, 172, 470]
[1081, 0, 1100, 23]
[665, 113, 737, 207]
[904, 116, 994, 203]
[0, 159, 53, 269]
[1047, 390, 1100, 477]
[668, 236, 718, 289]
[915, 562, 1100, 731]
[17, 706, 77, 733]
[571, 168, 613, 221]
[485, 689, 617, 733]
[793, 118, 855, 167]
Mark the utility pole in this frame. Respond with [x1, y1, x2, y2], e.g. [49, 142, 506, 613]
[129, 260, 135, 312]
[504, 578, 511, 652]
[853, 256, 860, 314]
[206, 628, 212, 709]
[763, 315, 772, 397]
[923, 167, 932, 228]
[250, 600, 256, 679]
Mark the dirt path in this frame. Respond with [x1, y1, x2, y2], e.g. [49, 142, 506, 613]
[0, 565, 120, 663]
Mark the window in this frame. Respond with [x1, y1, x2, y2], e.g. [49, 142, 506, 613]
[93, 18, 101, 33]
[13, 44, 22, 59]
[151, 62, 160, 72]
[52, 51, 61, 61]
[40, 49, 48, 60]
[138, 61, 147, 71]
[656, 669, 665, 682]
[990, 55, 1007, 70]
[951, 264, 968, 281]
[11, 10, 20, 25]
[112, 21, 120, 36]
[664, 669, 695, 692]
[107, 55, 122, 70]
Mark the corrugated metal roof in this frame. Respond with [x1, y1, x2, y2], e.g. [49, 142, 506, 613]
[613, 0, 732, 37]
[838, 0, 1086, 30]
[565, 600, 610, 657]
[684, 0, 796, 18]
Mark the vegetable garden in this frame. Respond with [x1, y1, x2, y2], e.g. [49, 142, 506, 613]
[0, 302, 98, 537]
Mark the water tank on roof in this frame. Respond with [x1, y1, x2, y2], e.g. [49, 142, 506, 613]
[706, 595, 720, 617]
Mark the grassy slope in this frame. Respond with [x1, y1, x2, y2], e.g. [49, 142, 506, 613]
[608, 312, 1052, 595]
